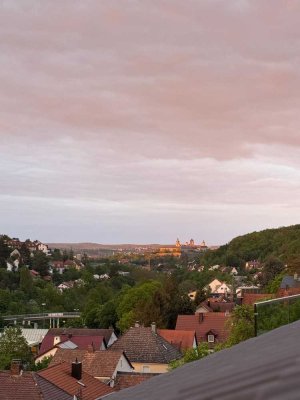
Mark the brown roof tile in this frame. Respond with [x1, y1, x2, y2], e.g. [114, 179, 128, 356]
[37, 362, 114, 400]
[110, 326, 182, 364]
[115, 372, 158, 391]
[50, 349, 132, 378]
[175, 313, 230, 343]
[0, 371, 43, 400]
[157, 329, 196, 351]
[242, 293, 273, 305]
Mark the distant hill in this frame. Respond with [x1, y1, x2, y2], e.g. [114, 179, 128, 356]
[46, 243, 163, 251]
[201, 224, 300, 268]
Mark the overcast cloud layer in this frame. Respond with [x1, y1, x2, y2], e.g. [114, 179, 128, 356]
[1, 0, 300, 244]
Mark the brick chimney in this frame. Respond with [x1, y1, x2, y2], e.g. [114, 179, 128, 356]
[10, 359, 22, 376]
[87, 343, 95, 353]
[151, 322, 156, 334]
[71, 358, 82, 380]
[198, 313, 204, 323]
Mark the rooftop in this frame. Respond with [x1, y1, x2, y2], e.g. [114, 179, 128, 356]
[37, 362, 114, 400]
[110, 326, 182, 364]
[103, 319, 300, 400]
[0, 371, 43, 400]
[175, 313, 230, 343]
[50, 348, 132, 378]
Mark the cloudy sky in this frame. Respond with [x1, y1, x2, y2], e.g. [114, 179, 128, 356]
[1, 0, 300, 244]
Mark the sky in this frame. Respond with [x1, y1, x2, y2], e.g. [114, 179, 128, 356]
[1, 0, 300, 245]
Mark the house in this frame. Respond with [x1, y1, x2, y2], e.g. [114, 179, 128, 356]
[230, 267, 238, 275]
[36, 328, 116, 363]
[0, 361, 43, 400]
[99, 273, 110, 280]
[175, 313, 230, 347]
[110, 323, 182, 373]
[245, 260, 261, 270]
[114, 372, 159, 391]
[215, 282, 232, 295]
[241, 293, 273, 306]
[39, 328, 117, 355]
[236, 285, 261, 298]
[196, 299, 235, 314]
[157, 329, 197, 351]
[57, 281, 75, 291]
[36, 361, 114, 400]
[208, 265, 220, 271]
[100, 319, 300, 400]
[205, 278, 222, 293]
[50, 348, 133, 386]
[20, 328, 49, 354]
[30, 269, 40, 279]
[188, 290, 197, 301]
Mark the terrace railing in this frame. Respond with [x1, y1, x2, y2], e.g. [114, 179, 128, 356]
[254, 294, 300, 336]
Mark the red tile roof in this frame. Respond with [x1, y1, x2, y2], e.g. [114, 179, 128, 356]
[277, 287, 300, 297]
[242, 293, 273, 305]
[115, 372, 158, 391]
[157, 329, 196, 351]
[175, 313, 230, 344]
[50, 349, 132, 378]
[37, 362, 114, 400]
[39, 328, 111, 354]
[0, 372, 43, 400]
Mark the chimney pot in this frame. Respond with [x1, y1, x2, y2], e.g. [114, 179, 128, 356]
[151, 322, 156, 334]
[199, 313, 204, 323]
[71, 359, 82, 380]
[10, 359, 22, 376]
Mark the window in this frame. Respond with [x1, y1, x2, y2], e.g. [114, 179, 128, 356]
[142, 366, 150, 373]
[207, 334, 215, 343]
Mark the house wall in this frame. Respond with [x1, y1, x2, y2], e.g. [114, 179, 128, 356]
[107, 332, 118, 347]
[131, 362, 168, 374]
[35, 347, 58, 364]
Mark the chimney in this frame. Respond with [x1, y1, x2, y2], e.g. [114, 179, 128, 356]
[294, 273, 298, 281]
[151, 322, 156, 334]
[10, 359, 22, 376]
[134, 321, 140, 328]
[87, 343, 95, 353]
[71, 358, 82, 380]
[199, 313, 204, 323]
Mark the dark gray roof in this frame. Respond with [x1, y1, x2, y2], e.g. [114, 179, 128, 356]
[280, 275, 300, 289]
[35, 375, 72, 400]
[104, 319, 300, 400]
[110, 326, 182, 364]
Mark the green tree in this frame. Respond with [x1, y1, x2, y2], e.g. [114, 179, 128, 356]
[19, 267, 33, 296]
[117, 280, 163, 332]
[0, 326, 33, 369]
[262, 256, 285, 287]
[225, 305, 254, 347]
[32, 251, 49, 276]
[19, 243, 31, 266]
[0, 237, 10, 268]
[169, 343, 210, 370]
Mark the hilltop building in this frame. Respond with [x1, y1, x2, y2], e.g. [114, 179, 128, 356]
[159, 238, 208, 257]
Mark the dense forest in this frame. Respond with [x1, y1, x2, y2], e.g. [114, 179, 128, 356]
[199, 224, 300, 269]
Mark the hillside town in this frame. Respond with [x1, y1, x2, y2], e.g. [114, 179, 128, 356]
[1, 227, 300, 399]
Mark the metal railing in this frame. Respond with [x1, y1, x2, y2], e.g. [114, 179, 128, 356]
[254, 294, 300, 336]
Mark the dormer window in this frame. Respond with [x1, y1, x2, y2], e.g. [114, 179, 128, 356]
[207, 334, 215, 343]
